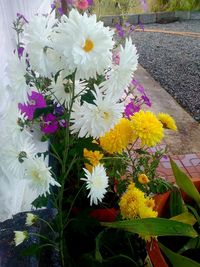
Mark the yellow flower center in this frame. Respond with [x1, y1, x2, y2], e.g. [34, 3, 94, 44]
[31, 170, 41, 182]
[103, 112, 110, 120]
[83, 39, 94, 53]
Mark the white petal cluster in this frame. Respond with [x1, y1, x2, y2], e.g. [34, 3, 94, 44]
[70, 85, 123, 138]
[101, 38, 138, 100]
[81, 164, 109, 205]
[14, 231, 28, 246]
[1, 131, 36, 178]
[25, 12, 64, 77]
[24, 155, 60, 197]
[55, 9, 114, 79]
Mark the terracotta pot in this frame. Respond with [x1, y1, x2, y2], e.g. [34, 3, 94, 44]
[147, 178, 200, 267]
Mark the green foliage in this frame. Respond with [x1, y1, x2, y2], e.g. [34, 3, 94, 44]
[101, 218, 198, 238]
[170, 158, 200, 208]
[170, 186, 187, 217]
[150, 0, 200, 11]
[159, 242, 200, 267]
[178, 236, 200, 254]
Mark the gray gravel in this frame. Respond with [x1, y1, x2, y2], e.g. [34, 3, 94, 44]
[131, 20, 200, 121]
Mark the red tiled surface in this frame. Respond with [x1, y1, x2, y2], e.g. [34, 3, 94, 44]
[156, 153, 200, 182]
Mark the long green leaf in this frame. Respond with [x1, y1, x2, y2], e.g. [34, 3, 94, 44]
[170, 158, 200, 206]
[101, 218, 197, 238]
[159, 242, 200, 267]
[178, 236, 200, 254]
[170, 212, 197, 225]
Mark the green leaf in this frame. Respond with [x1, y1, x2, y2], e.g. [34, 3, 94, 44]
[95, 232, 103, 263]
[170, 158, 200, 207]
[33, 106, 54, 119]
[170, 212, 197, 225]
[159, 242, 200, 267]
[101, 218, 197, 238]
[178, 236, 200, 254]
[170, 187, 187, 217]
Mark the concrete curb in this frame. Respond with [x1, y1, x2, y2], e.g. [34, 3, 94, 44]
[101, 10, 200, 26]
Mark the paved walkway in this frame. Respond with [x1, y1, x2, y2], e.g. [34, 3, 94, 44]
[135, 65, 200, 181]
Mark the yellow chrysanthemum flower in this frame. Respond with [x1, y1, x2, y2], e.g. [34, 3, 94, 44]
[119, 183, 157, 220]
[138, 174, 150, 184]
[99, 118, 135, 154]
[130, 110, 164, 147]
[158, 113, 177, 131]
[83, 149, 103, 172]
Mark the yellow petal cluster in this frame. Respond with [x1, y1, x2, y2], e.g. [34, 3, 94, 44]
[130, 110, 164, 147]
[119, 183, 157, 220]
[83, 149, 104, 172]
[99, 118, 135, 154]
[158, 113, 177, 131]
[138, 173, 150, 184]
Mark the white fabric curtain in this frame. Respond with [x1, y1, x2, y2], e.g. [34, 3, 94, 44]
[0, 0, 52, 84]
[0, 0, 52, 222]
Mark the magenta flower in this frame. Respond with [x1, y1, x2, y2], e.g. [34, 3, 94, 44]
[41, 114, 58, 134]
[18, 91, 46, 120]
[124, 101, 140, 118]
[76, 0, 89, 10]
[141, 94, 151, 107]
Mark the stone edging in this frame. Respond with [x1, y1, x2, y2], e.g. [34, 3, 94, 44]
[101, 11, 200, 26]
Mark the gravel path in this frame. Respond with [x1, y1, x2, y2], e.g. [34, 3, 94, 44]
[131, 20, 200, 121]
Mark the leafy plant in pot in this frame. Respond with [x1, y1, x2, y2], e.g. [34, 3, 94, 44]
[148, 159, 200, 267]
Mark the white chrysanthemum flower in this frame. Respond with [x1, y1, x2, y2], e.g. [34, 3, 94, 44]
[1, 132, 36, 178]
[81, 164, 109, 205]
[55, 9, 114, 79]
[24, 155, 60, 197]
[101, 38, 138, 100]
[7, 54, 30, 103]
[70, 85, 123, 138]
[50, 70, 88, 106]
[25, 12, 64, 77]
[14, 231, 29, 246]
[25, 213, 38, 226]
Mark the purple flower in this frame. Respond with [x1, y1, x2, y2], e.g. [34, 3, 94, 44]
[141, 94, 151, 107]
[16, 13, 28, 23]
[131, 79, 138, 86]
[17, 47, 24, 59]
[18, 91, 46, 120]
[41, 114, 58, 134]
[137, 84, 145, 94]
[59, 119, 68, 128]
[54, 105, 65, 116]
[124, 101, 140, 118]
[140, 0, 148, 11]
[87, 0, 93, 5]
[51, 0, 64, 15]
[139, 21, 145, 31]
[115, 24, 125, 38]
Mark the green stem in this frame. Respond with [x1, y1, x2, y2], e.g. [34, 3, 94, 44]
[64, 184, 85, 228]
[57, 71, 77, 267]
[30, 232, 54, 244]
[38, 217, 55, 235]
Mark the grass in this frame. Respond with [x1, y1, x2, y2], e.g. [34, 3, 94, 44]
[93, 0, 200, 16]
